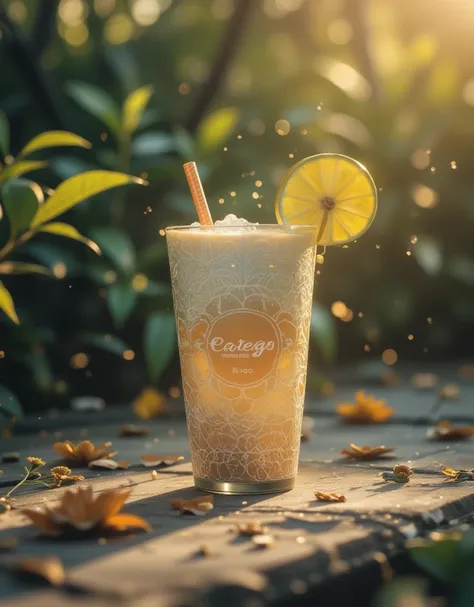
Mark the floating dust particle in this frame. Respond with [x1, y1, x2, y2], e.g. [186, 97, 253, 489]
[242, 501, 248, 505]
[290, 580, 307, 595]
[275, 119, 291, 136]
[364, 345, 371, 352]
[358, 312, 364, 318]
[168, 386, 181, 398]
[331, 301, 347, 318]
[168, 428, 176, 437]
[0, 351, 4, 359]
[100, 132, 108, 141]
[223, 147, 228, 151]
[269, 264, 276, 269]
[231, 263, 236, 268]
[252, 192, 259, 199]
[70, 353, 89, 369]
[427, 317, 433, 324]
[255, 180, 262, 187]
[257, 203, 262, 208]
[230, 191, 236, 197]
[342, 245, 349, 249]
[159, 229, 165, 237]
[382, 349, 398, 365]
[376, 244, 381, 249]
[289, 153, 294, 158]
[316, 254, 324, 264]
[406, 250, 412, 256]
[451, 161, 457, 169]
[123, 350, 135, 361]
[218, 198, 225, 204]
[426, 149, 431, 155]
[301, 129, 308, 135]
[178, 82, 191, 95]
[410, 235, 418, 244]
[408, 334, 414, 341]
[317, 102, 323, 110]
[237, 135, 242, 140]
[430, 166, 436, 173]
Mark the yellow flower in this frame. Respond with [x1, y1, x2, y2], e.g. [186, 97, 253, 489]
[26, 457, 46, 468]
[52, 440, 117, 465]
[50, 466, 85, 486]
[442, 468, 474, 481]
[337, 391, 393, 424]
[133, 387, 166, 420]
[22, 486, 150, 537]
[340, 444, 394, 461]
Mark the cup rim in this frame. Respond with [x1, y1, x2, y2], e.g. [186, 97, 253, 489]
[165, 224, 316, 232]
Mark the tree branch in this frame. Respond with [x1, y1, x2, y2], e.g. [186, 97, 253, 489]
[0, 2, 65, 130]
[33, 0, 60, 57]
[185, 0, 254, 133]
[345, 0, 382, 103]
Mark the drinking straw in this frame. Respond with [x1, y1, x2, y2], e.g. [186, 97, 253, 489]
[183, 162, 213, 225]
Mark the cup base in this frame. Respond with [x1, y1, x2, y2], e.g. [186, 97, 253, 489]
[194, 476, 295, 495]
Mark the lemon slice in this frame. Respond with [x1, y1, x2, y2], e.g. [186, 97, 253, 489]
[275, 153, 377, 245]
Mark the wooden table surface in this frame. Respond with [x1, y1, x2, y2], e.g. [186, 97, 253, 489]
[1, 374, 474, 607]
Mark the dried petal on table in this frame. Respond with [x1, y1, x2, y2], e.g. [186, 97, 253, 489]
[438, 383, 461, 401]
[140, 455, 184, 467]
[133, 387, 166, 420]
[341, 443, 394, 461]
[119, 424, 149, 437]
[171, 495, 214, 516]
[52, 440, 117, 465]
[442, 468, 474, 481]
[428, 421, 474, 441]
[150, 470, 159, 480]
[337, 391, 393, 424]
[382, 464, 413, 483]
[22, 485, 150, 537]
[12, 556, 65, 586]
[237, 522, 269, 537]
[2, 452, 20, 463]
[315, 491, 347, 503]
[88, 459, 129, 470]
[252, 534, 274, 548]
[411, 373, 439, 390]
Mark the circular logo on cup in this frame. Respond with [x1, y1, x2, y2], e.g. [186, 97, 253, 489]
[206, 310, 280, 386]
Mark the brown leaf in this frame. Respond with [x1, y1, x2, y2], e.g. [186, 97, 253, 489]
[12, 557, 65, 586]
[52, 440, 117, 465]
[171, 495, 214, 516]
[393, 464, 413, 477]
[341, 443, 394, 460]
[140, 455, 184, 467]
[315, 491, 347, 503]
[88, 459, 129, 470]
[442, 468, 474, 481]
[119, 424, 149, 438]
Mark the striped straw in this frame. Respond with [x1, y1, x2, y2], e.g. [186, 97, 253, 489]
[183, 162, 213, 226]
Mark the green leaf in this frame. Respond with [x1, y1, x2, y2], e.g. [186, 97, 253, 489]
[107, 284, 137, 328]
[410, 539, 461, 584]
[412, 236, 442, 276]
[78, 332, 129, 356]
[89, 227, 135, 273]
[18, 131, 91, 158]
[31, 170, 145, 227]
[0, 281, 19, 324]
[197, 107, 240, 153]
[122, 85, 153, 134]
[0, 110, 9, 156]
[144, 312, 177, 383]
[0, 384, 23, 423]
[1, 178, 43, 237]
[0, 262, 52, 276]
[310, 303, 337, 362]
[67, 81, 121, 134]
[132, 132, 176, 156]
[0, 161, 47, 184]
[38, 222, 101, 255]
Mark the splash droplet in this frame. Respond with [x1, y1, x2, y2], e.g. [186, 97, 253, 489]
[410, 235, 418, 244]
[451, 160, 457, 169]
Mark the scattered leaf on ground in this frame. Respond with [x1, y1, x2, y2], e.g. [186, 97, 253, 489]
[337, 390, 393, 424]
[88, 459, 129, 470]
[52, 440, 117, 465]
[140, 455, 184, 467]
[171, 495, 214, 516]
[340, 444, 394, 460]
[315, 491, 347, 502]
[442, 468, 474, 481]
[428, 421, 474, 441]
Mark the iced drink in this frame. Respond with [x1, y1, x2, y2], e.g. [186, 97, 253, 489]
[166, 216, 316, 494]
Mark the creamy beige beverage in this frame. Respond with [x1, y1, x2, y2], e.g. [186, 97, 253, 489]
[166, 215, 316, 494]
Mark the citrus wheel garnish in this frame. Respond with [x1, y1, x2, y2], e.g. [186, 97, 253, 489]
[275, 153, 377, 245]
